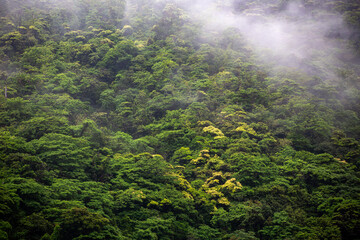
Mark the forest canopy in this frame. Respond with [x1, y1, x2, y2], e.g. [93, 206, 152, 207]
[0, 0, 360, 239]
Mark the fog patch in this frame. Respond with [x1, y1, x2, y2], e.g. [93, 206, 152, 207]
[143, 0, 357, 79]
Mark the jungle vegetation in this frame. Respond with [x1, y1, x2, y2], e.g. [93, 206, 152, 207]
[0, 0, 360, 239]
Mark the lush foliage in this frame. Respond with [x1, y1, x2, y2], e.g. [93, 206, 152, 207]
[0, 0, 360, 239]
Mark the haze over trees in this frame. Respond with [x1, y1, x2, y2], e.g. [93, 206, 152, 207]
[0, 0, 360, 239]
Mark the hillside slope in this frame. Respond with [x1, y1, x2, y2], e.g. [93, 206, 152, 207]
[0, 0, 359, 239]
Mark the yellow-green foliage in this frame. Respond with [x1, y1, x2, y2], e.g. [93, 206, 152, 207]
[203, 125, 225, 138]
[89, 27, 102, 34]
[18, 26, 27, 34]
[172, 147, 193, 165]
[129, 188, 146, 200]
[160, 198, 172, 206]
[0, 31, 21, 42]
[197, 90, 208, 101]
[191, 150, 211, 165]
[6, 20, 15, 29]
[121, 25, 133, 36]
[220, 178, 242, 193]
[234, 122, 257, 136]
[205, 188, 224, 198]
[77, 44, 92, 53]
[75, 35, 86, 42]
[151, 154, 164, 159]
[205, 178, 220, 188]
[216, 71, 233, 79]
[147, 200, 159, 208]
[28, 25, 40, 32]
[217, 197, 230, 206]
[97, 30, 113, 37]
[182, 191, 194, 200]
[202, 172, 242, 205]
[198, 120, 213, 127]
[100, 38, 114, 46]
[64, 30, 82, 37]
[134, 40, 146, 49]
[203, 172, 227, 188]
[167, 172, 192, 190]
[220, 106, 249, 121]
[200, 149, 210, 158]
[190, 157, 207, 165]
[203, 182, 231, 206]
[204, 155, 230, 171]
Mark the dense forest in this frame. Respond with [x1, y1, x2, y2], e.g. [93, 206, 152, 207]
[0, 0, 360, 239]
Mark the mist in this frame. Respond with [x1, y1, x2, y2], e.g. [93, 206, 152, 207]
[137, 0, 357, 80]
[2, 0, 358, 82]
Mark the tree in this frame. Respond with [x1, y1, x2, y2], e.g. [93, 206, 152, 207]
[28, 133, 92, 179]
[52, 207, 122, 240]
[332, 201, 360, 239]
[100, 40, 138, 74]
